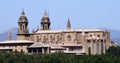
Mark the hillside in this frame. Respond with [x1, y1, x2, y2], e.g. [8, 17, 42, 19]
[0, 28, 17, 41]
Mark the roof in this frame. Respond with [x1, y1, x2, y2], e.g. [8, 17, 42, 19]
[28, 42, 49, 48]
[61, 44, 83, 47]
[0, 47, 12, 50]
[0, 40, 34, 44]
[36, 28, 104, 34]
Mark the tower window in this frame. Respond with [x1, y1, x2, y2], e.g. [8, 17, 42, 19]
[22, 24, 25, 30]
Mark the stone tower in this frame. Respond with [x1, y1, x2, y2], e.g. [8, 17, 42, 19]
[41, 10, 51, 30]
[17, 9, 29, 40]
[67, 18, 71, 30]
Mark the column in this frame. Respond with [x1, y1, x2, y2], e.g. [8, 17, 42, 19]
[95, 40, 97, 54]
[91, 39, 93, 55]
[42, 48, 44, 54]
[31, 49, 33, 54]
[99, 40, 101, 54]
[47, 47, 50, 54]
[103, 40, 106, 54]
[37, 48, 38, 54]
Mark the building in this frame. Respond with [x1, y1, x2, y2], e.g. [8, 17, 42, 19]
[0, 9, 115, 55]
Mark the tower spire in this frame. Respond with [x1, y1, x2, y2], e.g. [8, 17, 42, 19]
[21, 8, 25, 16]
[43, 9, 48, 17]
[67, 18, 71, 30]
[8, 31, 12, 41]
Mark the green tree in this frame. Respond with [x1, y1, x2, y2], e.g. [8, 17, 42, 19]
[106, 46, 120, 56]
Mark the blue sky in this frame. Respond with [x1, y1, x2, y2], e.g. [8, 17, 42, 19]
[0, 0, 120, 33]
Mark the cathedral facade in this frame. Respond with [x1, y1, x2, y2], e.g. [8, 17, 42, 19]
[17, 10, 113, 55]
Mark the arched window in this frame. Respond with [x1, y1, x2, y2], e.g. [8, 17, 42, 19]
[57, 36, 60, 41]
[22, 24, 25, 30]
[50, 35, 54, 42]
[90, 35, 92, 37]
[36, 36, 39, 42]
[97, 35, 100, 37]
[50, 35, 53, 40]
[67, 35, 71, 41]
[43, 36, 46, 42]
[20, 24, 22, 30]
[88, 47, 91, 55]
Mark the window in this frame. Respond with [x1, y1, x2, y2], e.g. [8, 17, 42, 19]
[43, 36, 46, 42]
[57, 36, 60, 41]
[97, 35, 100, 37]
[67, 35, 71, 41]
[50, 35, 53, 41]
[50, 35, 54, 43]
[88, 47, 91, 55]
[90, 35, 92, 37]
[93, 40, 95, 43]
[21, 49, 23, 53]
[77, 42, 81, 44]
[87, 40, 91, 43]
[36, 36, 39, 42]
[22, 24, 25, 30]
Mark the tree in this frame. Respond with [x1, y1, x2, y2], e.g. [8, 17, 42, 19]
[106, 46, 120, 56]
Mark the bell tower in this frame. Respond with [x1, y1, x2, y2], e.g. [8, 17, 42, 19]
[41, 10, 51, 30]
[18, 9, 29, 34]
[17, 9, 29, 40]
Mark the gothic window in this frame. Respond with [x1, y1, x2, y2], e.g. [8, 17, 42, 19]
[93, 40, 95, 43]
[36, 36, 39, 42]
[44, 24, 48, 30]
[101, 40, 103, 42]
[22, 25, 24, 30]
[77, 42, 81, 44]
[43, 36, 46, 42]
[50, 35, 53, 40]
[88, 47, 91, 55]
[67, 35, 71, 41]
[97, 35, 100, 37]
[90, 35, 92, 37]
[87, 40, 91, 43]
[50, 35, 54, 42]
[19, 24, 22, 30]
[57, 36, 60, 41]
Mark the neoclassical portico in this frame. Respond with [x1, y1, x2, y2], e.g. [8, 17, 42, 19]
[86, 37, 106, 55]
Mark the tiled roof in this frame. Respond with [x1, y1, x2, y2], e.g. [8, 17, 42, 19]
[28, 42, 49, 48]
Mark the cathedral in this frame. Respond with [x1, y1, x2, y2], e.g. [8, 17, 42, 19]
[0, 10, 116, 55]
